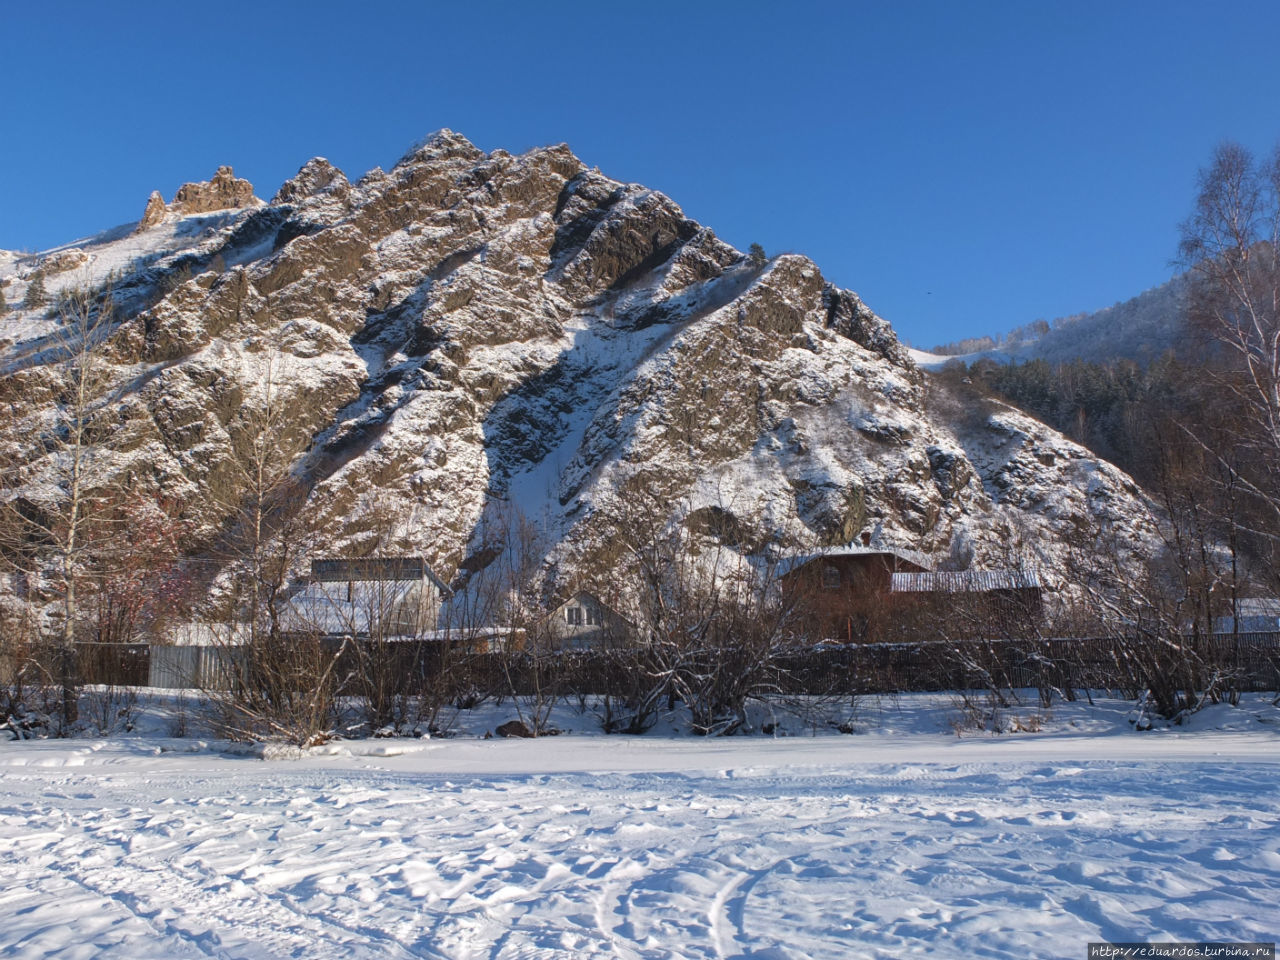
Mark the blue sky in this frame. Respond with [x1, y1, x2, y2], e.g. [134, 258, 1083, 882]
[4, 0, 1279, 349]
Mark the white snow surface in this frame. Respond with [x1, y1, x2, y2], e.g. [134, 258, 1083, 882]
[2, 694, 1278, 959]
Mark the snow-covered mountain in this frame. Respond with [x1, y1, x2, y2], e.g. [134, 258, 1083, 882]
[1021, 276, 1187, 365]
[0, 131, 1156, 593]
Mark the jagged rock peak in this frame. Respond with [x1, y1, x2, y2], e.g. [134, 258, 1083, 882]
[823, 284, 915, 373]
[172, 165, 260, 214]
[136, 190, 168, 233]
[272, 157, 350, 205]
[393, 128, 485, 167]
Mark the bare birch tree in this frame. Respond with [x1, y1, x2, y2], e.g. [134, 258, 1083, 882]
[605, 476, 806, 736]
[0, 286, 121, 730]
[202, 352, 343, 745]
[1178, 140, 1280, 595]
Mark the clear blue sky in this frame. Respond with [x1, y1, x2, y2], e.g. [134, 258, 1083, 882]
[4, 1, 1279, 349]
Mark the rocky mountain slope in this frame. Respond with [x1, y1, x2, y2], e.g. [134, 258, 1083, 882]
[0, 131, 1156, 597]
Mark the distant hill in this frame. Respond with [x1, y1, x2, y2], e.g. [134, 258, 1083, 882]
[917, 274, 1189, 369]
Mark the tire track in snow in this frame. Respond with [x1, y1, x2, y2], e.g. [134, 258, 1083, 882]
[3, 757, 1280, 958]
[708, 868, 749, 959]
[46, 830, 438, 960]
[7, 793, 442, 960]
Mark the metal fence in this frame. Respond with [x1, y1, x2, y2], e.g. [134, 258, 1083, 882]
[147, 645, 244, 690]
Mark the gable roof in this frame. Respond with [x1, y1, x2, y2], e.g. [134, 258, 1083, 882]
[548, 590, 634, 626]
[779, 543, 934, 577]
[550, 590, 610, 611]
[1234, 597, 1280, 617]
[310, 557, 450, 595]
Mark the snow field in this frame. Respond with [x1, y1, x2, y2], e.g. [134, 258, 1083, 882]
[1, 696, 1278, 959]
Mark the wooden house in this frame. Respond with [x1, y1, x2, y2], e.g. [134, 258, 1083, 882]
[781, 540, 933, 642]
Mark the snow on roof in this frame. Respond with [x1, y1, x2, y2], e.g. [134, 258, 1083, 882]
[310, 557, 450, 594]
[780, 543, 935, 577]
[1234, 597, 1280, 617]
[1210, 598, 1280, 634]
[890, 569, 1042, 593]
[1212, 616, 1280, 634]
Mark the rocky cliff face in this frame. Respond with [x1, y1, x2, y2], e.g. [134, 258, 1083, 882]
[136, 191, 168, 232]
[0, 131, 1156, 597]
[134, 167, 262, 234]
[171, 165, 258, 215]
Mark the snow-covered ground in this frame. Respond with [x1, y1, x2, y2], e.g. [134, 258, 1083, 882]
[2, 694, 1279, 959]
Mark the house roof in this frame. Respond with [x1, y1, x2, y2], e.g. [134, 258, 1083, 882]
[779, 543, 934, 577]
[551, 590, 610, 612]
[310, 557, 450, 594]
[1234, 597, 1280, 617]
[1212, 615, 1280, 634]
[1210, 598, 1280, 634]
[547, 591, 634, 628]
[890, 569, 1042, 593]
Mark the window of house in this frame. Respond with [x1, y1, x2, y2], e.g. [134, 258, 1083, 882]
[822, 565, 841, 590]
[566, 606, 583, 626]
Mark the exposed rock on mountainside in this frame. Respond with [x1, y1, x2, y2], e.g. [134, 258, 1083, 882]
[136, 190, 168, 232]
[172, 165, 258, 215]
[0, 131, 1156, 598]
[271, 157, 350, 205]
[38, 248, 90, 275]
[134, 167, 262, 235]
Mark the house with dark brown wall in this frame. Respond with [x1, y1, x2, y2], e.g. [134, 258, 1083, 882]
[781, 540, 933, 642]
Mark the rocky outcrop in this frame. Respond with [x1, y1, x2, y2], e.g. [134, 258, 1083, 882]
[137, 190, 168, 232]
[39, 249, 90, 275]
[272, 158, 350, 205]
[172, 166, 258, 215]
[134, 169, 260, 234]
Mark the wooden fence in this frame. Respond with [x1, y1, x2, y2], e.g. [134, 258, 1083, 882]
[48, 633, 1280, 696]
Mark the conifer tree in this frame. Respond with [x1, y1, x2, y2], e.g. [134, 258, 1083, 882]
[22, 272, 47, 309]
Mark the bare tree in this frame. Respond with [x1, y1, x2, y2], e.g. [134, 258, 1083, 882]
[604, 476, 807, 736]
[461, 504, 564, 736]
[1034, 139, 1280, 727]
[210, 353, 313, 641]
[1055, 478, 1254, 728]
[201, 352, 344, 745]
[1178, 140, 1280, 595]
[0, 286, 122, 731]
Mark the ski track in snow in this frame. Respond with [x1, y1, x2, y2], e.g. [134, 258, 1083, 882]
[1, 751, 1278, 959]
